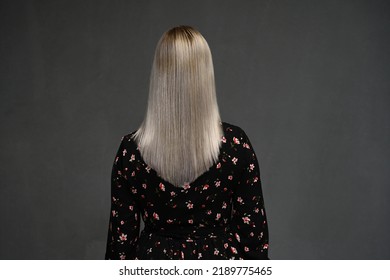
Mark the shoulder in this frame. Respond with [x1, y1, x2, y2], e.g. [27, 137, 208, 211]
[115, 130, 138, 151]
[123, 130, 138, 142]
[221, 121, 250, 143]
[222, 121, 257, 165]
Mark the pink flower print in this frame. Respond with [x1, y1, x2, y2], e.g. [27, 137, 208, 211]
[130, 154, 135, 161]
[235, 233, 241, 242]
[261, 208, 264, 215]
[230, 246, 238, 254]
[207, 210, 212, 215]
[228, 175, 233, 180]
[243, 143, 250, 149]
[119, 233, 127, 241]
[181, 251, 185, 259]
[188, 219, 193, 224]
[232, 157, 238, 165]
[222, 202, 227, 209]
[242, 216, 251, 224]
[115, 156, 119, 163]
[186, 202, 193, 209]
[263, 244, 269, 249]
[145, 166, 151, 173]
[120, 254, 126, 260]
[244, 246, 249, 252]
[203, 184, 209, 190]
[215, 180, 221, 187]
[237, 197, 243, 204]
[112, 210, 117, 217]
[153, 212, 159, 220]
[198, 253, 202, 259]
[122, 149, 127, 156]
[233, 137, 240, 144]
[214, 248, 220, 255]
[183, 182, 191, 190]
[221, 136, 226, 143]
[142, 183, 147, 189]
[170, 191, 175, 197]
[131, 171, 135, 177]
[216, 162, 221, 169]
[131, 188, 137, 194]
[249, 163, 255, 171]
[215, 213, 221, 220]
[129, 205, 134, 211]
[253, 176, 259, 183]
[224, 243, 228, 249]
[120, 220, 124, 225]
[250, 232, 254, 237]
[167, 219, 173, 224]
[159, 183, 165, 191]
[254, 207, 259, 213]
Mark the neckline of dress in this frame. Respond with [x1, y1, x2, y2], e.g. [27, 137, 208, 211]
[134, 140, 224, 189]
[129, 121, 228, 190]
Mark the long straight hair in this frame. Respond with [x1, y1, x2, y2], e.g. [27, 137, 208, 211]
[131, 26, 223, 188]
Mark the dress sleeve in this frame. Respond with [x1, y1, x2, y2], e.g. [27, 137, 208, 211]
[230, 129, 270, 259]
[105, 135, 140, 260]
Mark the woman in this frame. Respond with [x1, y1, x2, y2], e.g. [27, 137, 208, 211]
[105, 26, 269, 260]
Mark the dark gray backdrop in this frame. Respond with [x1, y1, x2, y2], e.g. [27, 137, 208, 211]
[1, 0, 389, 260]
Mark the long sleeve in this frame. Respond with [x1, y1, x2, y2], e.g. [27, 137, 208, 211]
[230, 129, 270, 259]
[105, 136, 140, 260]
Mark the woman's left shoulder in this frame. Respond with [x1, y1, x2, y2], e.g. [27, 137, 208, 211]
[119, 130, 138, 151]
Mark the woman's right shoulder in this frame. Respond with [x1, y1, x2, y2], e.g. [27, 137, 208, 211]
[221, 121, 248, 142]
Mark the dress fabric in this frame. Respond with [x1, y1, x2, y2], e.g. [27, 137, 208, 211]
[105, 121, 269, 260]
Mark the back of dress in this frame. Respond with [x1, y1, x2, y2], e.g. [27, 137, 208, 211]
[105, 121, 269, 260]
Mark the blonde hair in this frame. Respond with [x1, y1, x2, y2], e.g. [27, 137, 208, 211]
[131, 25, 223, 188]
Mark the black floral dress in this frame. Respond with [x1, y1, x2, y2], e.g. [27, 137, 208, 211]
[105, 121, 269, 260]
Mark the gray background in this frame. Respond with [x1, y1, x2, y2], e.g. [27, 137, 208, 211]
[0, 0, 389, 260]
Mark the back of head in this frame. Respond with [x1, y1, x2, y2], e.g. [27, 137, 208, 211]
[132, 25, 223, 188]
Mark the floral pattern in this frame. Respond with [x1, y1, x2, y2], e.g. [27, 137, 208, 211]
[105, 121, 269, 260]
